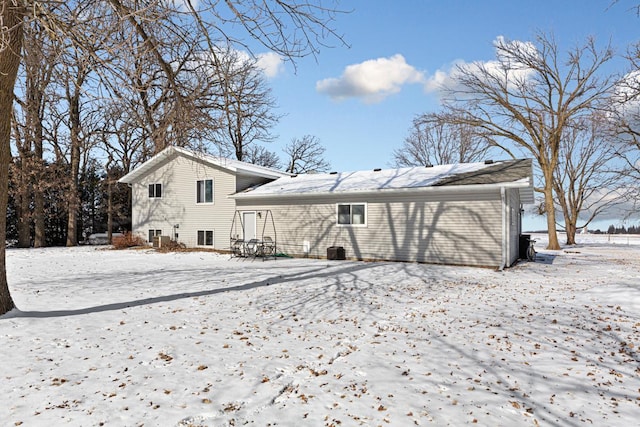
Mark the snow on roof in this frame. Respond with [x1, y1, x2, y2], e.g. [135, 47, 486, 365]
[233, 159, 533, 199]
[119, 146, 290, 184]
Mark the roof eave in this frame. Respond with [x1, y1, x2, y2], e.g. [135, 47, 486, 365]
[236, 168, 292, 180]
[118, 146, 289, 184]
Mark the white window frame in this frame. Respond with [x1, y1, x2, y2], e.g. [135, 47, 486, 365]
[336, 203, 367, 227]
[197, 230, 214, 247]
[196, 179, 214, 204]
[148, 183, 162, 199]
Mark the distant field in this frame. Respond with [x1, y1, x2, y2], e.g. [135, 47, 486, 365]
[529, 232, 640, 246]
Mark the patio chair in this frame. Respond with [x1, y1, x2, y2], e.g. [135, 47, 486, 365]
[260, 236, 276, 258]
[245, 238, 260, 257]
[231, 238, 244, 257]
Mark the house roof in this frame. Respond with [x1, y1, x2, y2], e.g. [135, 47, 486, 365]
[118, 146, 290, 184]
[232, 159, 535, 203]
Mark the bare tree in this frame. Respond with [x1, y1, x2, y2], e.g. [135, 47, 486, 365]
[25, 23, 58, 247]
[60, 49, 92, 246]
[9, 112, 31, 247]
[0, 0, 347, 315]
[98, 18, 223, 156]
[11, 21, 58, 247]
[283, 135, 330, 173]
[0, 2, 24, 312]
[608, 42, 640, 205]
[244, 145, 282, 169]
[553, 114, 628, 244]
[213, 47, 282, 161]
[393, 111, 491, 167]
[444, 33, 616, 249]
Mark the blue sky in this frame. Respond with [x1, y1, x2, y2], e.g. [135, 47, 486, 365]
[250, 0, 639, 230]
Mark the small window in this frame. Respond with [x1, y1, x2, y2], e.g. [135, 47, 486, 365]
[337, 203, 366, 226]
[148, 183, 162, 198]
[196, 179, 213, 204]
[148, 229, 162, 242]
[197, 230, 214, 246]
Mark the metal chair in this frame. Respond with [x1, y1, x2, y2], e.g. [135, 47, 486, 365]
[260, 236, 276, 258]
[245, 238, 260, 257]
[231, 238, 244, 257]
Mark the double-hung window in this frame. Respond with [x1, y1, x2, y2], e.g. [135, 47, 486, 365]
[148, 183, 162, 198]
[337, 203, 366, 226]
[196, 179, 213, 204]
[197, 230, 214, 246]
[148, 229, 162, 243]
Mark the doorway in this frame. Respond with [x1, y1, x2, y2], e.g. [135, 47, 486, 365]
[242, 211, 256, 241]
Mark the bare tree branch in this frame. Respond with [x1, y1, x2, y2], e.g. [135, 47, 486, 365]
[283, 134, 330, 173]
[393, 111, 492, 167]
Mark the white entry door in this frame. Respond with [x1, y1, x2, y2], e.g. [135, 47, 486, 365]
[242, 212, 256, 241]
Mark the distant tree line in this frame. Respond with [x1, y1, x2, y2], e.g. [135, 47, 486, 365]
[599, 224, 640, 234]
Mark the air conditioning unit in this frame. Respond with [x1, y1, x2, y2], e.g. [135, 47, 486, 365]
[153, 236, 171, 248]
[159, 236, 170, 248]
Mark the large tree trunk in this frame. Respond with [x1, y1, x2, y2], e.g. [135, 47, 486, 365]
[565, 220, 577, 246]
[33, 157, 45, 247]
[553, 182, 577, 245]
[16, 164, 31, 247]
[25, 23, 50, 248]
[0, 3, 24, 315]
[543, 187, 560, 250]
[66, 100, 81, 247]
[107, 178, 113, 243]
[14, 129, 31, 248]
[33, 110, 45, 247]
[65, 67, 85, 247]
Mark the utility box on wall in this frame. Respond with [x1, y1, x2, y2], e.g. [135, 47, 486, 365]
[327, 246, 346, 260]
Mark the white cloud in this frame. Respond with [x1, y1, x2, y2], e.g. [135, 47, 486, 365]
[423, 61, 466, 95]
[256, 52, 285, 78]
[423, 36, 538, 100]
[166, 0, 200, 12]
[316, 54, 425, 104]
[611, 70, 640, 116]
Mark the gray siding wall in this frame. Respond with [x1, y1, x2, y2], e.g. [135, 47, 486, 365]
[236, 189, 505, 267]
[130, 155, 237, 249]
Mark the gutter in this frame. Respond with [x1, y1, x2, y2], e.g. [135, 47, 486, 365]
[500, 187, 507, 271]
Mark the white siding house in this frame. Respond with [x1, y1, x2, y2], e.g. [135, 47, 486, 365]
[121, 147, 534, 268]
[231, 159, 534, 268]
[118, 146, 289, 249]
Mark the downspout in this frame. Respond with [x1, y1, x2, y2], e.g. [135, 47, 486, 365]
[500, 187, 507, 270]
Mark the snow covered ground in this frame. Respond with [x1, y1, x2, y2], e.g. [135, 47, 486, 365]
[1, 234, 639, 426]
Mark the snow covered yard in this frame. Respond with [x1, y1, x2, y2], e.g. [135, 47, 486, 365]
[1, 235, 639, 426]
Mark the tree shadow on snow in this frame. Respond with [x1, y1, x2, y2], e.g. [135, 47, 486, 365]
[5, 262, 380, 319]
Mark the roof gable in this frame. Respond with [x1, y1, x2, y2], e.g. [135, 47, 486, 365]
[118, 146, 290, 184]
[433, 159, 532, 186]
